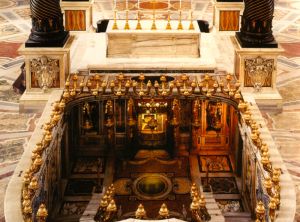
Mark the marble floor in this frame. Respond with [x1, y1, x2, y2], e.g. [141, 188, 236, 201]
[0, 0, 300, 221]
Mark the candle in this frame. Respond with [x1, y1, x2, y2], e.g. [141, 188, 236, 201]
[138, 0, 139, 10]
[114, 0, 117, 9]
[168, 0, 170, 10]
[180, 0, 181, 9]
[126, 0, 128, 9]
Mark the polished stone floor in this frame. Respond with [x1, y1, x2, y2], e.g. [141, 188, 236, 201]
[0, 0, 300, 221]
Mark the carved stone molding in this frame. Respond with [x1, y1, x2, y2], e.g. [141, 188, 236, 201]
[244, 56, 274, 91]
[30, 56, 60, 91]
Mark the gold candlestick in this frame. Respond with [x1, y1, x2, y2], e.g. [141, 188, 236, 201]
[189, 11, 194, 30]
[124, 10, 130, 30]
[112, 10, 118, 30]
[166, 10, 172, 30]
[136, 10, 142, 30]
[177, 10, 183, 30]
[151, 9, 157, 30]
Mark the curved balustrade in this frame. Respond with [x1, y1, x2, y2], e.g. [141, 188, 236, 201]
[4, 73, 294, 222]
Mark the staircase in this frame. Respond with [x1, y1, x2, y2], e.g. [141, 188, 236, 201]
[189, 155, 225, 222]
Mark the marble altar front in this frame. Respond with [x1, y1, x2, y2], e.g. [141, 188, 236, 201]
[106, 20, 200, 58]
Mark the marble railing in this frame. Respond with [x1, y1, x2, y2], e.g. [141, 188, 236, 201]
[238, 93, 296, 222]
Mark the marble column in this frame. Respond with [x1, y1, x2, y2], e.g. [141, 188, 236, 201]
[26, 0, 69, 47]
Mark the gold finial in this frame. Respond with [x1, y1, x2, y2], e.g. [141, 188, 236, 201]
[100, 195, 109, 208]
[166, 10, 172, 30]
[28, 176, 39, 191]
[22, 194, 31, 209]
[107, 199, 117, 212]
[269, 198, 276, 222]
[190, 183, 198, 198]
[159, 203, 169, 218]
[255, 201, 265, 221]
[124, 10, 130, 30]
[36, 204, 48, 222]
[190, 196, 200, 210]
[23, 170, 32, 187]
[199, 195, 206, 208]
[113, 10, 118, 30]
[23, 200, 32, 214]
[135, 204, 146, 219]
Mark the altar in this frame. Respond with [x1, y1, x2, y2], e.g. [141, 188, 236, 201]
[106, 20, 200, 58]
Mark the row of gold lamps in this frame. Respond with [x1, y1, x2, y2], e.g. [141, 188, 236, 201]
[22, 88, 66, 220]
[63, 73, 241, 99]
[238, 99, 281, 222]
[190, 183, 211, 221]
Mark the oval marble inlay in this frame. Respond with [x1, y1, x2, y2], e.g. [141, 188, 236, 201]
[133, 174, 172, 200]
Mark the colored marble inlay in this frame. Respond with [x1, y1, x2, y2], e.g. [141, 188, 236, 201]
[72, 157, 105, 174]
[199, 155, 232, 172]
[65, 10, 86, 31]
[219, 10, 240, 31]
[201, 177, 239, 194]
[0, 42, 21, 58]
[216, 199, 244, 213]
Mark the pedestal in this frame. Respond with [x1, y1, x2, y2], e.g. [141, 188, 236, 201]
[231, 36, 284, 111]
[106, 20, 200, 58]
[18, 36, 73, 112]
[213, 0, 244, 32]
[61, 0, 94, 31]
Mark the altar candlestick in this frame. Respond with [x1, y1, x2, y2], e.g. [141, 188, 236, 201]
[189, 11, 194, 30]
[166, 10, 172, 30]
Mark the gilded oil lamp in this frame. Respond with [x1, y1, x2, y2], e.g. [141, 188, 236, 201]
[159, 203, 169, 218]
[135, 204, 146, 219]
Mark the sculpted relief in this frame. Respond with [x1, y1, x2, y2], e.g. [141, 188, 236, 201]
[244, 56, 274, 91]
[30, 55, 60, 91]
